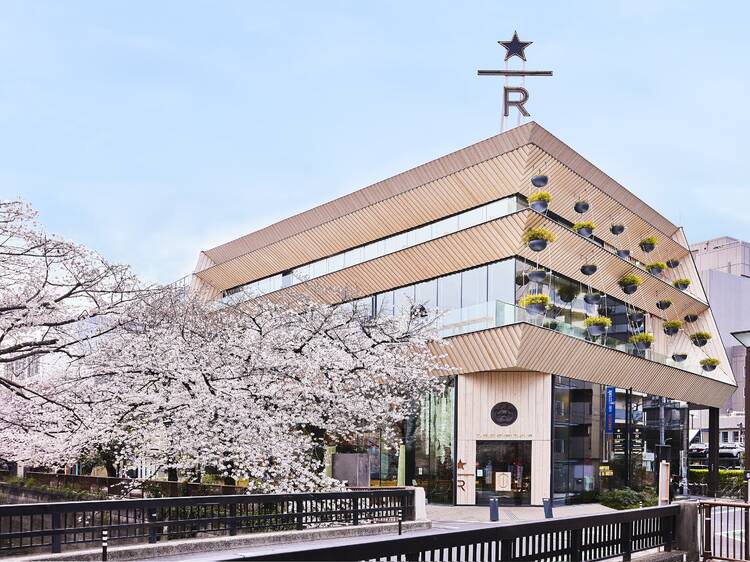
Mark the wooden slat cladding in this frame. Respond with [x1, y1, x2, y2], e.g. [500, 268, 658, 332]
[263, 210, 708, 322]
[437, 323, 735, 408]
[199, 122, 678, 272]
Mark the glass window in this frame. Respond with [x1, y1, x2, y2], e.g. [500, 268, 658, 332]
[394, 285, 415, 315]
[281, 271, 294, 288]
[408, 224, 432, 246]
[354, 296, 373, 316]
[344, 247, 363, 268]
[461, 266, 487, 308]
[311, 259, 328, 278]
[458, 206, 486, 230]
[294, 264, 311, 282]
[376, 291, 394, 316]
[437, 272, 461, 311]
[488, 260, 514, 304]
[364, 240, 385, 262]
[327, 252, 345, 273]
[415, 279, 438, 308]
[432, 215, 459, 238]
[384, 232, 408, 255]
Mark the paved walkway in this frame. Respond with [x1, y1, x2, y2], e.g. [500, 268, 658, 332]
[427, 501, 616, 523]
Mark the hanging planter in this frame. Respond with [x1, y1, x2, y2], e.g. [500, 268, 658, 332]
[666, 259, 680, 269]
[523, 228, 556, 252]
[616, 249, 631, 259]
[528, 191, 552, 213]
[557, 283, 578, 304]
[519, 293, 550, 316]
[663, 319, 683, 336]
[584, 292, 602, 305]
[580, 264, 598, 276]
[574, 200, 590, 213]
[673, 278, 691, 291]
[656, 299, 672, 310]
[684, 314, 699, 323]
[527, 270, 546, 284]
[573, 221, 596, 238]
[610, 223, 625, 235]
[639, 236, 658, 253]
[689, 331, 712, 347]
[671, 353, 688, 363]
[629, 332, 655, 351]
[646, 261, 667, 276]
[700, 358, 720, 372]
[618, 273, 643, 295]
[584, 316, 612, 337]
[629, 311, 645, 324]
[531, 175, 548, 188]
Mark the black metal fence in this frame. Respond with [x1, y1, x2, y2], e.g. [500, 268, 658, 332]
[0, 488, 414, 555]
[699, 500, 749, 561]
[239, 504, 679, 562]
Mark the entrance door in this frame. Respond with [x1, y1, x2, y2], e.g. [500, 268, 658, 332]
[475, 440, 532, 505]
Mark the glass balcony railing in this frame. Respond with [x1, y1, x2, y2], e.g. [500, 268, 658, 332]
[438, 300, 706, 376]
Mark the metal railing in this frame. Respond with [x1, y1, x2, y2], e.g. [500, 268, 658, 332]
[700, 500, 750, 561]
[0, 488, 414, 555]
[238, 504, 679, 562]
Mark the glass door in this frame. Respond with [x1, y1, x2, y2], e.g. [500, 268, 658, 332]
[475, 440, 532, 505]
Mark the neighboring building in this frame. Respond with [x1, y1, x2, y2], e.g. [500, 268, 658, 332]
[691, 237, 750, 415]
[193, 122, 735, 505]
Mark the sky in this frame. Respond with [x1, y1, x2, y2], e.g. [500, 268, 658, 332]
[1, 1, 749, 283]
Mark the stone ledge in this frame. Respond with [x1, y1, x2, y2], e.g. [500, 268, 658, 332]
[632, 550, 686, 562]
[9, 520, 431, 561]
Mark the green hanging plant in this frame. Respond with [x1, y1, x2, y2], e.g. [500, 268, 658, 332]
[700, 357, 720, 367]
[673, 278, 692, 290]
[629, 333, 655, 349]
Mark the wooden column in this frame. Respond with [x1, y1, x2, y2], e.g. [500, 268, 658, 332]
[708, 407, 720, 498]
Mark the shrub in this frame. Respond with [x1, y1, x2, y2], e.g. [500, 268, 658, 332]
[673, 278, 692, 287]
[629, 333, 655, 345]
[519, 294, 550, 307]
[663, 320, 683, 330]
[522, 227, 556, 243]
[599, 487, 657, 510]
[618, 274, 643, 287]
[700, 357, 720, 367]
[640, 236, 658, 246]
[690, 331, 712, 342]
[573, 221, 596, 231]
[584, 316, 612, 328]
[528, 191, 552, 203]
[646, 261, 667, 271]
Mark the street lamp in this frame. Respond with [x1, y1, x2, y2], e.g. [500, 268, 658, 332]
[730, 330, 750, 499]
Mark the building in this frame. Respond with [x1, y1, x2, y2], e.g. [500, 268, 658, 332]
[691, 237, 750, 415]
[193, 122, 735, 505]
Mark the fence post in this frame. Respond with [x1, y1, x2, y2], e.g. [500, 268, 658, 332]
[352, 496, 359, 526]
[101, 529, 108, 562]
[500, 538, 514, 560]
[147, 508, 158, 544]
[570, 528, 582, 562]
[229, 503, 237, 536]
[621, 520, 632, 562]
[704, 504, 713, 560]
[51, 511, 62, 554]
[675, 502, 700, 562]
[295, 499, 304, 531]
[662, 514, 673, 552]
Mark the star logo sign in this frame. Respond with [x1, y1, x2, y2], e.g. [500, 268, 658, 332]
[499, 31, 533, 62]
[456, 459, 466, 470]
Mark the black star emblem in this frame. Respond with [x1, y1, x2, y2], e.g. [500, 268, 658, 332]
[499, 31, 532, 62]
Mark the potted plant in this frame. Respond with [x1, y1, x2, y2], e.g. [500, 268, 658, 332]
[671, 352, 688, 363]
[610, 223, 625, 235]
[656, 299, 672, 310]
[584, 316, 612, 337]
[584, 292, 602, 305]
[684, 314, 698, 323]
[528, 191, 552, 213]
[519, 293, 550, 315]
[689, 331, 712, 347]
[618, 273, 643, 295]
[666, 259, 680, 269]
[646, 261, 667, 276]
[557, 283, 578, 304]
[580, 263, 597, 276]
[628, 311, 645, 324]
[616, 249, 631, 259]
[663, 319, 683, 336]
[527, 269, 547, 283]
[639, 236, 658, 253]
[629, 333, 655, 350]
[700, 358, 720, 372]
[523, 227, 556, 252]
[573, 221, 596, 238]
[673, 278, 691, 290]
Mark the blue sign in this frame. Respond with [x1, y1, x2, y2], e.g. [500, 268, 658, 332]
[605, 387, 616, 434]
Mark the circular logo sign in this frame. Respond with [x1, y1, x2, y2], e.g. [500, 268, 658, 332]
[490, 402, 518, 426]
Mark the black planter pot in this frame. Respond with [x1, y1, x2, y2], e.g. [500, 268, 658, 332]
[525, 303, 547, 316]
[634, 341, 651, 351]
[684, 314, 698, 323]
[629, 312, 645, 323]
[528, 239, 548, 252]
[639, 242, 655, 253]
[702, 364, 717, 372]
[621, 284, 639, 295]
[530, 200, 549, 213]
[691, 337, 708, 347]
[666, 259, 680, 269]
[527, 270, 547, 283]
[656, 300, 672, 310]
[531, 175, 548, 188]
[648, 266, 663, 276]
[664, 326, 679, 336]
[574, 201, 590, 213]
[610, 224, 625, 235]
[674, 281, 690, 290]
[576, 227, 594, 238]
[672, 353, 688, 363]
[580, 264, 597, 276]
[587, 325, 606, 337]
[616, 249, 631, 259]
[584, 293, 602, 305]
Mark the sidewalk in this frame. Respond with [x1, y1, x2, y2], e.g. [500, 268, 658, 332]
[427, 501, 616, 523]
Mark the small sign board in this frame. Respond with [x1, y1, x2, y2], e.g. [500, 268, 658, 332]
[495, 472, 512, 492]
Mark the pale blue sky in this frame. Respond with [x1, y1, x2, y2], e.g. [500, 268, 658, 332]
[1, 1, 748, 282]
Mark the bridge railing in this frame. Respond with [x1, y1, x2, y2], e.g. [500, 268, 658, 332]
[699, 500, 749, 561]
[0, 488, 415, 555]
